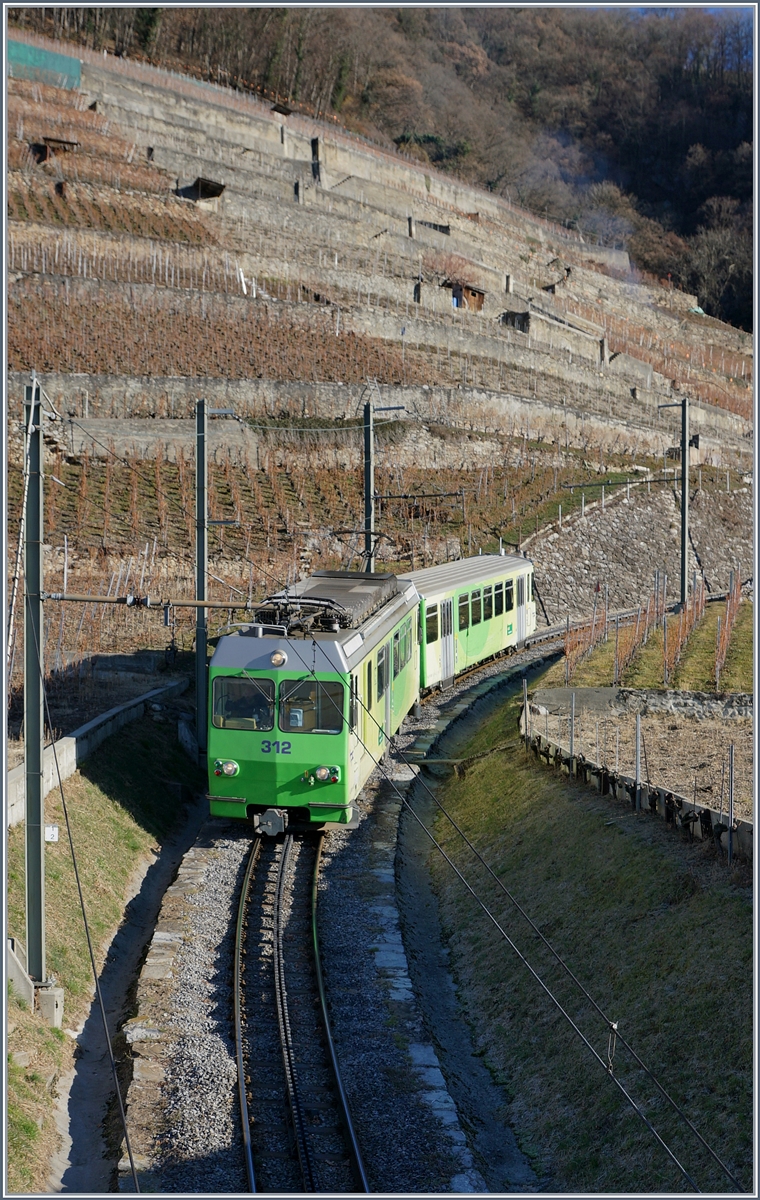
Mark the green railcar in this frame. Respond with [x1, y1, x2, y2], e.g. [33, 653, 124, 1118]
[207, 555, 535, 832]
[399, 554, 536, 690]
[207, 570, 420, 834]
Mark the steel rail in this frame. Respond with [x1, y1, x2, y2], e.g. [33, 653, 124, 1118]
[310, 835, 371, 1193]
[234, 835, 262, 1194]
[273, 835, 319, 1192]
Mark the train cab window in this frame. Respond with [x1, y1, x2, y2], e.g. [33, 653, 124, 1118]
[458, 593, 469, 630]
[483, 586, 493, 621]
[377, 644, 389, 698]
[366, 660, 373, 709]
[471, 589, 482, 626]
[505, 581, 515, 613]
[426, 603, 439, 644]
[279, 679, 344, 733]
[528, 573, 534, 601]
[494, 582, 504, 617]
[212, 676, 274, 730]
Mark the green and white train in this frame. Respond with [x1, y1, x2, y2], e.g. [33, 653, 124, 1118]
[207, 553, 535, 834]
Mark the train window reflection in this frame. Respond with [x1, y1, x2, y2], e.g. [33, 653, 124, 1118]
[471, 589, 482, 625]
[279, 680, 345, 733]
[212, 676, 274, 730]
[426, 604, 439, 644]
[458, 593, 469, 630]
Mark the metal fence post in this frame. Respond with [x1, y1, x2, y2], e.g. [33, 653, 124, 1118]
[635, 713, 641, 811]
[570, 692, 575, 763]
[522, 676, 529, 751]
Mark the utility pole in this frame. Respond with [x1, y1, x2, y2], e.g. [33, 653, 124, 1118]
[363, 401, 374, 572]
[194, 403, 237, 751]
[363, 400, 404, 572]
[658, 396, 693, 608]
[196, 399, 208, 756]
[24, 378, 46, 984]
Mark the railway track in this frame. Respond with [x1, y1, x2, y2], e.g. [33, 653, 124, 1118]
[234, 832, 369, 1194]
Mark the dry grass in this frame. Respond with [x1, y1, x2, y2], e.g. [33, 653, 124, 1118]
[6, 713, 203, 1191]
[428, 679, 752, 1192]
[531, 706, 752, 821]
[7, 989, 69, 1194]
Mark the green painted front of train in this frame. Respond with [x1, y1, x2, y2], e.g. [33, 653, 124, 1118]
[207, 667, 352, 827]
[205, 558, 535, 832]
[205, 568, 422, 832]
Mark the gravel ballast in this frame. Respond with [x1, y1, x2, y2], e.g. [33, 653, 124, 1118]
[118, 652, 552, 1192]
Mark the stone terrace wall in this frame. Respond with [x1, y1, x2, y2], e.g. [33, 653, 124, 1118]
[12, 373, 739, 467]
[526, 481, 752, 622]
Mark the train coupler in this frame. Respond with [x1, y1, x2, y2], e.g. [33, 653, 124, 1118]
[252, 808, 289, 837]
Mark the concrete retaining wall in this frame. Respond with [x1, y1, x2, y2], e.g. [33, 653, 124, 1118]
[6, 677, 188, 828]
[9, 372, 746, 470]
[520, 707, 753, 860]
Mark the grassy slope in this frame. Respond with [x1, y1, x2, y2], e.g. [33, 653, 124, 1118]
[672, 601, 724, 690]
[719, 601, 753, 693]
[428, 678, 752, 1193]
[6, 713, 203, 1193]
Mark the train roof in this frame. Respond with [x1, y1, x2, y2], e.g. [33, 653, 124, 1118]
[272, 570, 400, 628]
[211, 577, 418, 674]
[399, 553, 532, 598]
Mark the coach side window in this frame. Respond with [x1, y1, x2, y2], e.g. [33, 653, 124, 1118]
[505, 580, 515, 612]
[366, 660, 373, 709]
[458, 593, 469, 630]
[426, 603, 439, 644]
[494, 582, 504, 616]
[471, 589, 482, 626]
[483, 585, 493, 621]
[377, 644, 389, 698]
[528, 573, 534, 601]
[394, 616, 412, 678]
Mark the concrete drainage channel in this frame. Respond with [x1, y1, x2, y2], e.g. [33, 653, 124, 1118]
[59, 653, 551, 1193]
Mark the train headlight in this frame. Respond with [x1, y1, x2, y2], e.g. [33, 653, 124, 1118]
[214, 759, 239, 777]
[314, 766, 340, 783]
[270, 650, 288, 667]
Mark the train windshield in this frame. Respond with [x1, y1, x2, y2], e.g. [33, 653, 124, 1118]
[279, 679, 345, 734]
[212, 676, 275, 730]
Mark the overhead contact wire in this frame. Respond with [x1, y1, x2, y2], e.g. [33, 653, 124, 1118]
[283, 621, 742, 1193]
[172, 553, 734, 1187]
[276, 635, 701, 1192]
[28, 618, 141, 1194]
